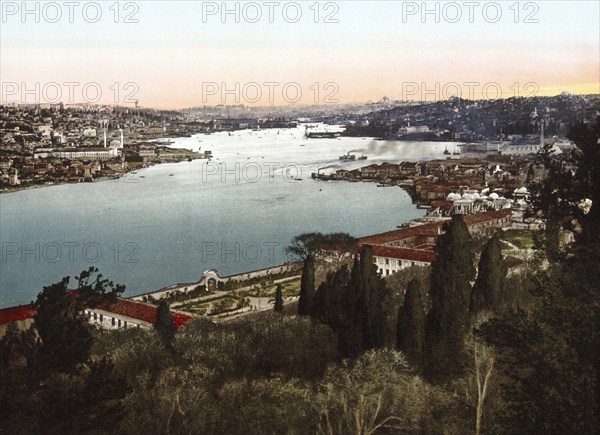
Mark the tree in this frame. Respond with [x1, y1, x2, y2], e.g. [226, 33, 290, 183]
[397, 279, 426, 368]
[316, 349, 435, 435]
[473, 341, 494, 435]
[32, 357, 129, 434]
[471, 232, 508, 313]
[566, 117, 600, 244]
[464, 318, 496, 435]
[526, 144, 573, 258]
[314, 265, 351, 333]
[273, 284, 284, 312]
[426, 214, 475, 380]
[33, 267, 125, 374]
[358, 246, 393, 349]
[338, 255, 363, 356]
[527, 117, 600, 257]
[286, 232, 356, 262]
[298, 255, 316, 316]
[155, 300, 176, 347]
[312, 246, 393, 357]
[1, 269, 127, 433]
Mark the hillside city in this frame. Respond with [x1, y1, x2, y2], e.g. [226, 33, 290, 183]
[1, 93, 598, 189]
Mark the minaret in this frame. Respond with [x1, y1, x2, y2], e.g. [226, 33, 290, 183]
[120, 129, 124, 149]
[540, 120, 544, 147]
[103, 127, 107, 148]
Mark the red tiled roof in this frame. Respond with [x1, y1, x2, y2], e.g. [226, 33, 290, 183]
[463, 209, 512, 224]
[0, 304, 35, 324]
[370, 245, 437, 263]
[359, 210, 512, 246]
[359, 222, 442, 245]
[96, 298, 192, 328]
[0, 298, 192, 328]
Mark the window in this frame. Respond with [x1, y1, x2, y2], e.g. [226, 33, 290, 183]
[112, 317, 115, 326]
[385, 258, 389, 265]
[118, 319, 121, 327]
[93, 312, 97, 320]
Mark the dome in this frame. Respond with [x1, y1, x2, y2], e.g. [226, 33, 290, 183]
[514, 186, 528, 194]
[462, 193, 475, 200]
[489, 192, 499, 200]
[446, 193, 461, 201]
[110, 139, 121, 147]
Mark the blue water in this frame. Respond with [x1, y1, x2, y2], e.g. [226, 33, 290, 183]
[0, 126, 449, 307]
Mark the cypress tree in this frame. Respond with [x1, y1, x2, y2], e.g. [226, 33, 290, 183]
[426, 214, 475, 380]
[471, 232, 508, 313]
[314, 265, 350, 330]
[397, 279, 425, 368]
[155, 299, 176, 346]
[298, 255, 315, 316]
[339, 255, 363, 356]
[355, 246, 390, 350]
[274, 284, 284, 312]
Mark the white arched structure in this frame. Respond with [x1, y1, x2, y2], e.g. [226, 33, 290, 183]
[200, 269, 222, 289]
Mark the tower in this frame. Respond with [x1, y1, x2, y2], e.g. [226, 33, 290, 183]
[120, 129, 124, 149]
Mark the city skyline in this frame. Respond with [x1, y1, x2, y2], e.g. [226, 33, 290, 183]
[1, 1, 599, 108]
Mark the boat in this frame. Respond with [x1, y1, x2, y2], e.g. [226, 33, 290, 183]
[453, 146, 460, 155]
[169, 173, 174, 176]
[339, 152, 356, 161]
[358, 154, 367, 160]
[306, 131, 340, 139]
[443, 145, 451, 155]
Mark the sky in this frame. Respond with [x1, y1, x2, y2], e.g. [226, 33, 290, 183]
[1, 1, 599, 108]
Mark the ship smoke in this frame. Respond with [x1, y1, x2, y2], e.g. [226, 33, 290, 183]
[349, 140, 398, 156]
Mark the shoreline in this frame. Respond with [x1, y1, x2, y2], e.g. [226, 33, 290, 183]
[0, 153, 207, 196]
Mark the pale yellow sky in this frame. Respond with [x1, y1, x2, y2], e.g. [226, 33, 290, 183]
[1, 1, 598, 108]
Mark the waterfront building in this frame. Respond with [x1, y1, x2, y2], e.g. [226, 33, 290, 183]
[0, 298, 192, 338]
[359, 210, 512, 276]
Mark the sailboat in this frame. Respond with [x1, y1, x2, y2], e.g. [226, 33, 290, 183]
[443, 145, 451, 155]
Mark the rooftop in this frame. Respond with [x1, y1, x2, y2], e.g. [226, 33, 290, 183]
[0, 298, 192, 328]
[0, 304, 36, 324]
[370, 245, 437, 263]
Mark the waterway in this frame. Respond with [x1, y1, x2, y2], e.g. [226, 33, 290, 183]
[0, 125, 453, 307]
